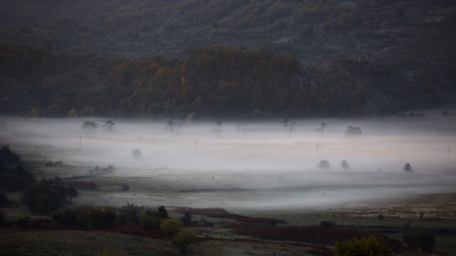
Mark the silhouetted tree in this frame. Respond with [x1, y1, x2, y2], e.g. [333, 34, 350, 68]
[165, 119, 183, 133]
[213, 120, 223, 133]
[318, 160, 330, 169]
[158, 206, 169, 219]
[317, 122, 327, 134]
[281, 118, 296, 133]
[82, 120, 98, 130]
[102, 120, 115, 131]
[180, 211, 192, 226]
[131, 149, 141, 158]
[345, 126, 363, 136]
[403, 163, 413, 172]
[341, 160, 350, 170]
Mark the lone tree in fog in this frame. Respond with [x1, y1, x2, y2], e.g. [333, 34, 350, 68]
[82, 120, 98, 130]
[318, 160, 330, 170]
[165, 119, 183, 134]
[317, 122, 327, 134]
[213, 120, 223, 133]
[403, 163, 413, 172]
[102, 120, 115, 131]
[345, 126, 363, 136]
[341, 160, 350, 170]
[132, 148, 141, 158]
[281, 118, 296, 133]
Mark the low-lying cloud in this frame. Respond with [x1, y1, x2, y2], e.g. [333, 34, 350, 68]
[1, 111, 455, 210]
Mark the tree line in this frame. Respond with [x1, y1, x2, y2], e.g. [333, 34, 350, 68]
[1, 43, 453, 118]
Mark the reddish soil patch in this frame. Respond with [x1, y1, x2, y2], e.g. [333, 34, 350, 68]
[231, 225, 404, 252]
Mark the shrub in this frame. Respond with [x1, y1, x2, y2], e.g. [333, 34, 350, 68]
[403, 163, 413, 172]
[335, 235, 392, 256]
[141, 214, 162, 230]
[402, 228, 435, 253]
[318, 160, 330, 169]
[117, 202, 140, 225]
[23, 188, 62, 214]
[131, 149, 141, 158]
[160, 218, 182, 237]
[53, 206, 117, 229]
[22, 177, 77, 214]
[173, 229, 198, 254]
[82, 207, 117, 229]
[341, 160, 350, 170]
[345, 126, 363, 136]
[82, 120, 98, 130]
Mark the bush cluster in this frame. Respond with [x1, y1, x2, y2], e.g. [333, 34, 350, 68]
[335, 235, 392, 256]
[22, 176, 78, 214]
[53, 204, 197, 254]
[53, 206, 117, 229]
[53, 204, 169, 230]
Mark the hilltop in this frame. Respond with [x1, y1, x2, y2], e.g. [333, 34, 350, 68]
[0, 0, 455, 118]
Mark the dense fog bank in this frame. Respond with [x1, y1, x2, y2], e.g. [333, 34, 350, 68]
[1, 111, 455, 209]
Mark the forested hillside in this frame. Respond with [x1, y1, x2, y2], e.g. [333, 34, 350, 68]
[0, 0, 455, 118]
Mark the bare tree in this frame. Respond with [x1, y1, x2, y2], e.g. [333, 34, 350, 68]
[165, 119, 183, 134]
[281, 118, 296, 133]
[341, 160, 350, 170]
[317, 122, 327, 134]
[403, 163, 413, 172]
[102, 120, 115, 131]
[213, 120, 223, 133]
[318, 160, 330, 170]
[82, 120, 98, 130]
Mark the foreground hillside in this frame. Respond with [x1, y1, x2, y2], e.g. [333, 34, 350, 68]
[0, 0, 455, 118]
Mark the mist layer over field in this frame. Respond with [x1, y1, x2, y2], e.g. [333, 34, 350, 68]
[1, 112, 455, 210]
